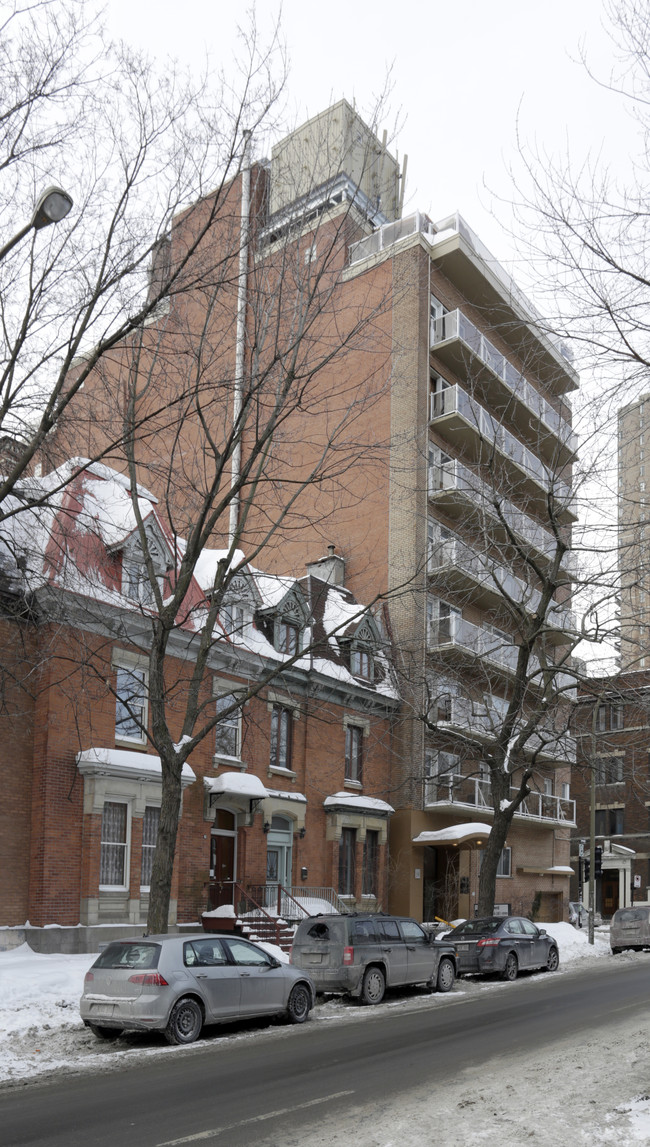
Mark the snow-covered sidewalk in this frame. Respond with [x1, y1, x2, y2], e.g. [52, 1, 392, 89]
[0, 922, 612, 1089]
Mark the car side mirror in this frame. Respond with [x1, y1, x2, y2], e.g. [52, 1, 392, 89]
[538, 929, 547, 937]
[268, 956, 282, 968]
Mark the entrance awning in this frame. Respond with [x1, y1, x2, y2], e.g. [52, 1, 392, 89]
[413, 821, 492, 848]
[204, 772, 268, 813]
[77, 747, 195, 788]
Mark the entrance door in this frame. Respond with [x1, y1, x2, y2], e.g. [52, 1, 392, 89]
[602, 870, 620, 917]
[210, 809, 237, 908]
[266, 816, 293, 910]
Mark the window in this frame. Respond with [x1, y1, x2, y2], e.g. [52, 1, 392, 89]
[610, 704, 624, 731]
[362, 830, 379, 896]
[561, 782, 570, 801]
[140, 806, 159, 888]
[123, 557, 156, 606]
[426, 749, 461, 778]
[594, 756, 624, 784]
[270, 705, 293, 770]
[100, 801, 129, 887]
[345, 725, 363, 783]
[277, 619, 299, 656]
[215, 694, 241, 759]
[115, 664, 148, 743]
[350, 648, 373, 680]
[595, 808, 624, 836]
[595, 705, 607, 732]
[479, 847, 511, 878]
[220, 603, 245, 638]
[338, 827, 356, 896]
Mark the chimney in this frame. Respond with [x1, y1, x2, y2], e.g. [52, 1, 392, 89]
[306, 544, 345, 586]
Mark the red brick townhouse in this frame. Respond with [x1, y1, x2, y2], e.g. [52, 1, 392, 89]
[0, 460, 397, 941]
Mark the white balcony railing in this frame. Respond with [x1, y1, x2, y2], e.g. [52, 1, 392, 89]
[424, 773, 576, 824]
[427, 612, 533, 675]
[433, 694, 576, 764]
[428, 534, 575, 633]
[427, 457, 574, 570]
[429, 384, 572, 504]
[430, 309, 576, 453]
[348, 210, 575, 370]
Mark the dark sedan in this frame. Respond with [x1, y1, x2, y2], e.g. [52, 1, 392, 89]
[445, 916, 559, 981]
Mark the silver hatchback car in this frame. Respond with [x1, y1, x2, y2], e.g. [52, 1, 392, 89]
[80, 933, 315, 1044]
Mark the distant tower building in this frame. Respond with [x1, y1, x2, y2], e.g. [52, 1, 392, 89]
[619, 393, 650, 669]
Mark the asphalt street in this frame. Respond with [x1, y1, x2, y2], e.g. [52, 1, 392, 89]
[0, 960, 646, 1147]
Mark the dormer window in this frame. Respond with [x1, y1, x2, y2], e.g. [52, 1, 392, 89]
[350, 648, 373, 680]
[120, 521, 170, 608]
[278, 619, 299, 656]
[220, 602, 245, 638]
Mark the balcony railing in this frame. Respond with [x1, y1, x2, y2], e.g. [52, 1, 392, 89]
[429, 384, 572, 505]
[428, 612, 537, 676]
[348, 210, 575, 370]
[427, 457, 575, 571]
[424, 772, 576, 824]
[432, 694, 576, 764]
[428, 534, 575, 634]
[430, 309, 577, 454]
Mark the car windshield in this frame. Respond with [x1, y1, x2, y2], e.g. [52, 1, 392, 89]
[615, 909, 646, 923]
[93, 942, 161, 970]
[451, 918, 503, 936]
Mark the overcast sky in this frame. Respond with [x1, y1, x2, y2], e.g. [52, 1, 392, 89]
[103, 0, 636, 279]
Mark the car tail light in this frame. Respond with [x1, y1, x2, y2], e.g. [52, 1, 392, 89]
[477, 938, 500, 949]
[343, 946, 354, 965]
[127, 972, 169, 986]
[84, 972, 94, 984]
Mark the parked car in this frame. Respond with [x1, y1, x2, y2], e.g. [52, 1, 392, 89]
[610, 906, 650, 953]
[290, 913, 457, 1004]
[80, 933, 315, 1044]
[444, 916, 559, 980]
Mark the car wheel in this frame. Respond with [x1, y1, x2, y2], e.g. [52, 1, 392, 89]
[361, 965, 386, 1005]
[87, 1024, 122, 1041]
[435, 957, 455, 993]
[501, 952, 518, 981]
[545, 946, 559, 973]
[286, 983, 312, 1024]
[164, 997, 203, 1045]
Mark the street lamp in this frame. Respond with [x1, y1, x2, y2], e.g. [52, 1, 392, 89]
[0, 186, 73, 263]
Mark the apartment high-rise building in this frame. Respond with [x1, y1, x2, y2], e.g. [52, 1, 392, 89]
[62, 101, 579, 924]
[619, 394, 650, 669]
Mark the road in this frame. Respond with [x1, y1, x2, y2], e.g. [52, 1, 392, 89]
[0, 960, 647, 1147]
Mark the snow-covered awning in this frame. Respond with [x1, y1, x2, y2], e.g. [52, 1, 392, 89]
[323, 793, 394, 816]
[545, 865, 575, 875]
[413, 822, 492, 847]
[76, 747, 195, 787]
[263, 789, 308, 832]
[204, 773, 269, 800]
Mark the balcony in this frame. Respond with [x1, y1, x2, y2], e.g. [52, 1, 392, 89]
[424, 772, 576, 825]
[427, 457, 574, 573]
[429, 384, 574, 521]
[432, 694, 576, 765]
[427, 612, 536, 676]
[348, 210, 578, 394]
[430, 308, 577, 466]
[428, 533, 575, 641]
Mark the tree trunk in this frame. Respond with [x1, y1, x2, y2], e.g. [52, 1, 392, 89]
[146, 759, 183, 934]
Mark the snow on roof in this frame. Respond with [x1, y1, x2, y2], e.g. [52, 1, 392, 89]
[265, 789, 307, 803]
[322, 587, 365, 643]
[546, 865, 575, 875]
[193, 548, 246, 593]
[253, 570, 296, 610]
[76, 746, 196, 785]
[413, 822, 492, 845]
[323, 792, 394, 815]
[204, 772, 269, 799]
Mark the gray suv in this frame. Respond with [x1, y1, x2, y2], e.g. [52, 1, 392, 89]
[290, 913, 457, 1004]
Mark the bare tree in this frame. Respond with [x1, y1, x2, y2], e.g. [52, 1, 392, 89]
[0, 0, 285, 516]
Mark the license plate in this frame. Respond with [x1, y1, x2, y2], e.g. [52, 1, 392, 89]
[457, 943, 470, 951]
[307, 954, 323, 964]
[91, 1004, 115, 1017]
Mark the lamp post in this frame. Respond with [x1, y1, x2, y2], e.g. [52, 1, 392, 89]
[0, 186, 73, 263]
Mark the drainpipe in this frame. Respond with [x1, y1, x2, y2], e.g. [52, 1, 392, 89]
[228, 130, 251, 547]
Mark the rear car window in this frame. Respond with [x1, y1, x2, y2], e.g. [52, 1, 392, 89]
[378, 920, 402, 941]
[353, 920, 379, 942]
[615, 908, 647, 923]
[452, 918, 502, 936]
[93, 942, 160, 970]
[184, 939, 228, 967]
[306, 922, 331, 940]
